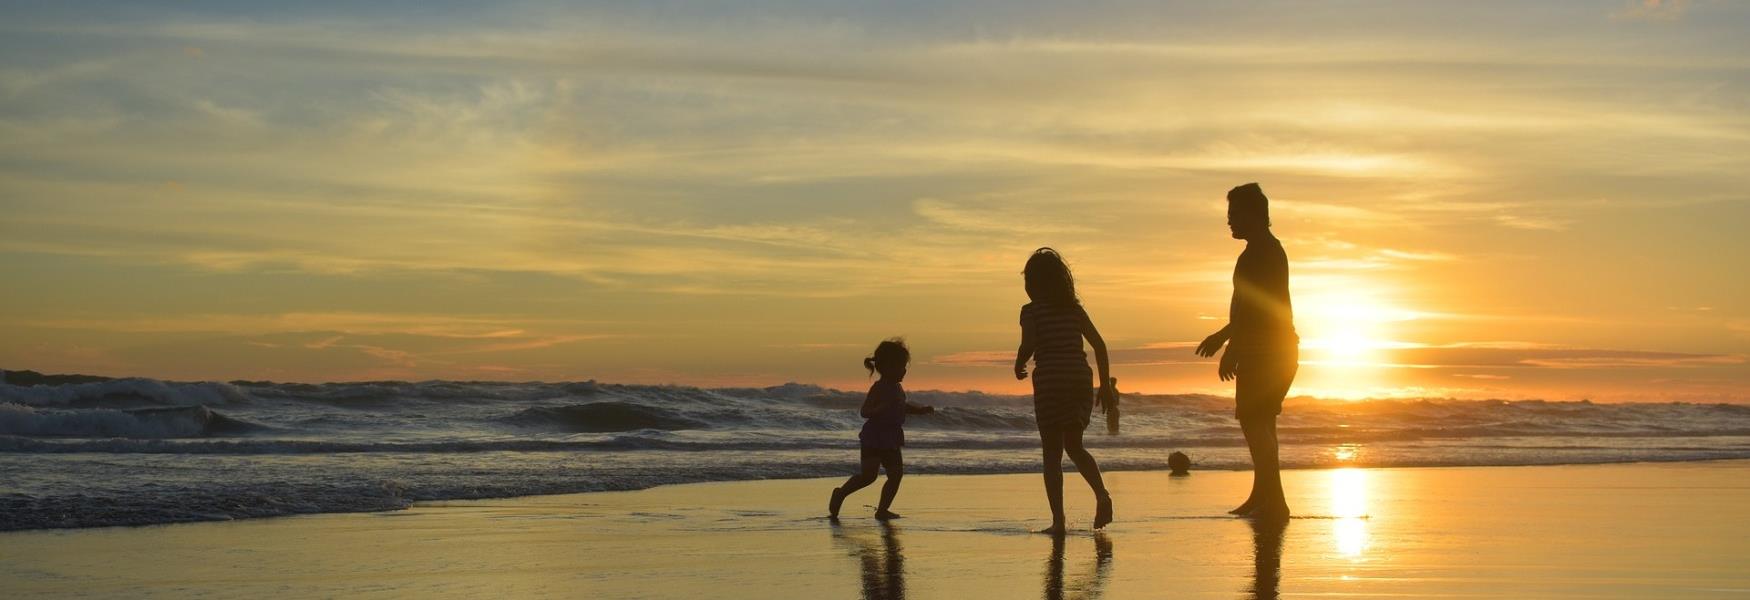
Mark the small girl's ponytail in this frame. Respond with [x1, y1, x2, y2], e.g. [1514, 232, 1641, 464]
[863, 337, 911, 378]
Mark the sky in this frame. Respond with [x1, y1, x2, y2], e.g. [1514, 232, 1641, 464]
[1, 0, 1746, 401]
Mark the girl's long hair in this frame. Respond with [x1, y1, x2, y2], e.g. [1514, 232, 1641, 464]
[1023, 247, 1078, 305]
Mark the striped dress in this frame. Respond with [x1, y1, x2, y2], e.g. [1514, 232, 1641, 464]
[1022, 301, 1094, 431]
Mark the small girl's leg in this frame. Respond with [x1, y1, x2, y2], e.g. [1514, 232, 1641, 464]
[831, 448, 882, 517]
[875, 449, 904, 519]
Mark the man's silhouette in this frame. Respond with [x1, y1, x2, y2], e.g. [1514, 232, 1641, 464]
[1196, 183, 1299, 521]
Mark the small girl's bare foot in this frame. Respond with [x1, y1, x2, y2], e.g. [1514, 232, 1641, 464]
[828, 487, 847, 518]
[1093, 492, 1114, 529]
[1038, 523, 1067, 535]
[874, 510, 902, 521]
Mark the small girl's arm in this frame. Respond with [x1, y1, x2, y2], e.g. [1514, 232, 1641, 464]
[860, 388, 884, 419]
[905, 402, 934, 415]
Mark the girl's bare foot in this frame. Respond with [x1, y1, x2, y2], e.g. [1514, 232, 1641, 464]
[828, 487, 847, 518]
[1038, 523, 1067, 535]
[874, 510, 902, 521]
[1093, 492, 1114, 529]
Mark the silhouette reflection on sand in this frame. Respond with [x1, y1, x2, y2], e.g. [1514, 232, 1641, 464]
[1247, 518, 1289, 600]
[834, 521, 907, 600]
[830, 518, 1286, 599]
[1044, 532, 1114, 600]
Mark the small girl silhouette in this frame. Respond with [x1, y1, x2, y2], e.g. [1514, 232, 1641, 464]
[829, 338, 934, 520]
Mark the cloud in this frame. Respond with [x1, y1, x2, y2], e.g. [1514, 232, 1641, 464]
[939, 341, 1744, 371]
[912, 198, 1093, 235]
[1492, 214, 1571, 232]
[1612, 0, 1691, 21]
[1376, 344, 1743, 369]
[25, 312, 587, 338]
[1, 3, 1746, 392]
[934, 343, 1208, 368]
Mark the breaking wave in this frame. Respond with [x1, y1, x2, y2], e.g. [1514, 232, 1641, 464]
[0, 404, 265, 438]
[3, 374, 1747, 530]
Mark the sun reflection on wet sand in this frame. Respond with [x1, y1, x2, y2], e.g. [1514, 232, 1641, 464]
[1328, 468, 1372, 560]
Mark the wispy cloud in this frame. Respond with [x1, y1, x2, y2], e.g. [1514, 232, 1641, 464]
[1, 2, 1746, 393]
[1612, 0, 1692, 22]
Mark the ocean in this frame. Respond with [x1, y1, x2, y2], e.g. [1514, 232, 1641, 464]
[3, 377, 1748, 530]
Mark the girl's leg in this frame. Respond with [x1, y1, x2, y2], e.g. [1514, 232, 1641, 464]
[832, 448, 882, 517]
[875, 449, 904, 519]
[1062, 426, 1107, 494]
[1040, 426, 1067, 533]
[1062, 427, 1113, 528]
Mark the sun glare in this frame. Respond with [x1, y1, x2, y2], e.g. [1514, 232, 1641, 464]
[1292, 277, 1422, 398]
[1328, 468, 1372, 560]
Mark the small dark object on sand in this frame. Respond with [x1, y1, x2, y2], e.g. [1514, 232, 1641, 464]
[1168, 451, 1191, 476]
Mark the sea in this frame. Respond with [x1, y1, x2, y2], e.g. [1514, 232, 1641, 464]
[3, 377, 1748, 530]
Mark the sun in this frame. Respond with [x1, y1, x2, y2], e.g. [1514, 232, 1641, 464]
[1291, 276, 1421, 397]
[1322, 330, 1374, 364]
[1297, 287, 1409, 366]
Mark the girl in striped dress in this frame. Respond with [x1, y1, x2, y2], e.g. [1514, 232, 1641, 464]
[1014, 247, 1115, 534]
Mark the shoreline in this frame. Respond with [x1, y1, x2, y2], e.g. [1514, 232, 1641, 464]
[3, 460, 1745, 598]
[4, 456, 1748, 534]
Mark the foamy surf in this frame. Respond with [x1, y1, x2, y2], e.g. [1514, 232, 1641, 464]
[2, 375, 1747, 530]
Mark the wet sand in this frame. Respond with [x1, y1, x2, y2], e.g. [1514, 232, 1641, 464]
[3, 460, 1747, 598]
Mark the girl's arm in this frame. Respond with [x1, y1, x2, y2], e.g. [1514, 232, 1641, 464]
[860, 386, 885, 419]
[1079, 308, 1114, 405]
[904, 402, 934, 414]
[1015, 312, 1037, 380]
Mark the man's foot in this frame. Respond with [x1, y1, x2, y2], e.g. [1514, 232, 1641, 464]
[1228, 496, 1257, 516]
[874, 509, 902, 521]
[1037, 523, 1068, 536]
[828, 487, 847, 518]
[1244, 502, 1291, 523]
[1093, 492, 1114, 529]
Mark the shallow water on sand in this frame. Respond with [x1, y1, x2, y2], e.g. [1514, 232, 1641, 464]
[2, 461, 1746, 598]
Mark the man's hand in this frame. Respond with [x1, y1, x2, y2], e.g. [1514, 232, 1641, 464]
[1196, 331, 1228, 358]
[1218, 350, 1239, 382]
[1014, 364, 1029, 380]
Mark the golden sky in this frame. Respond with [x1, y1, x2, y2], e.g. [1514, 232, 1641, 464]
[2, 1, 1746, 400]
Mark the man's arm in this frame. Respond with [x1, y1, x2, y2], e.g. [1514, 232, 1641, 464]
[1196, 323, 1231, 357]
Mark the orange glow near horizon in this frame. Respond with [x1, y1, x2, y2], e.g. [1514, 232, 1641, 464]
[1, 3, 1746, 403]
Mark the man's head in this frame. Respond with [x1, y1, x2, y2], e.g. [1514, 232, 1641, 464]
[1226, 183, 1270, 239]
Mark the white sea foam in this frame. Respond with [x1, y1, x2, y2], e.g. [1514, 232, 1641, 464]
[2, 376, 1747, 530]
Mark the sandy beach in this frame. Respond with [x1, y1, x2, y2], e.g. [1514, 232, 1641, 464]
[3, 460, 1746, 598]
